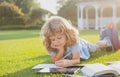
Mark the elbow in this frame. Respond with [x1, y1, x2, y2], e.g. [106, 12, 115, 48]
[78, 59, 80, 63]
[77, 59, 80, 64]
[73, 58, 80, 64]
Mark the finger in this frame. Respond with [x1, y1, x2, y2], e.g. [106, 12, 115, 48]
[55, 60, 63, 63]
[55, 62, 64, 67]
[55, 60, 63, 64]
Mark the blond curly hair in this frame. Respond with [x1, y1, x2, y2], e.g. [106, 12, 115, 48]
[41, 16, 79, 51]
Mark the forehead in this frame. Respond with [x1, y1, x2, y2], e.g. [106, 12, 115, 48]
[49, 33, 64, 39]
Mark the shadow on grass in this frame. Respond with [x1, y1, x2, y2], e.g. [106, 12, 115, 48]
[81, 50, 116, 64]
[1, 55, 65, 77]
[1, 52, 115, 77]
[1, 50, 118, 77]
[1, 66, 65, 77]
[23, 55, 52, 63]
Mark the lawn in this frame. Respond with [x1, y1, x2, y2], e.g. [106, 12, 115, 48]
[0, 30, 120, 77]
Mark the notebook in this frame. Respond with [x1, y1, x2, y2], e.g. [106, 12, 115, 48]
[37, 67, 80, 74]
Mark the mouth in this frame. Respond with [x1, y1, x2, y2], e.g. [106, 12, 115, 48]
[55, 44, 63, 47]
[55, 45, 60, 47]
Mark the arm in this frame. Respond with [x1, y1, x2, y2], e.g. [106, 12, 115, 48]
[69, 51, 80, 65]
[51, 48, 64, 63]
[55, 51, 80, 67]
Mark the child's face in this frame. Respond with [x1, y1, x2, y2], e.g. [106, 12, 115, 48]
[49, 33, 66, 50]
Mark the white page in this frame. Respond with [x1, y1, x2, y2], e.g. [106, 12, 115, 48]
[108, 63, 120, 74]
[32, 64, 63, 69]
[81, 63, 118, 76]
[39, 68, 50, 73]
[107, 61, 120, 65]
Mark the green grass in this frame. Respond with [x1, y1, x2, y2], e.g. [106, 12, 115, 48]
[0, 30, 120, 77]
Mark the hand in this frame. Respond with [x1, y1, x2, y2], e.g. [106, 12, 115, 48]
[55, 59, 70, 67]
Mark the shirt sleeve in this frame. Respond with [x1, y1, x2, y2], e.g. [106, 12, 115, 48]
[48, 51, 57, 56]
[71, 43, 80, 54]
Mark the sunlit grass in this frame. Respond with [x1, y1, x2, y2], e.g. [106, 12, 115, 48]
[0, 30, 120, 77]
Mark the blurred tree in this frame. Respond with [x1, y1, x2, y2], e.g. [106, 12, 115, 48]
[30, 8, 47, 21]
[0, 2, 24, 18]
[26, 8, 48, 28]
[0, 0, 36, 14]
[31, 9, 42, 19]
[58, 0, 79, 26]
[0, 2, 25, 26]
[0, 0, 51, 29]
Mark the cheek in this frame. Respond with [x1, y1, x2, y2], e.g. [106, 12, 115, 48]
[62, 38, 66, 44]
[50, 41, 54, 44]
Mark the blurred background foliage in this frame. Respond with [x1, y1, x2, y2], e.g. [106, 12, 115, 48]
[0, 0, 80, 30]
[0, 0, 120, 30]
[0, 0, 49, 30]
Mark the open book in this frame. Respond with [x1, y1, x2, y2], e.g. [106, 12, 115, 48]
[37, 67, 80, 74]
[32, 63, 83, 74]
[107, 61, 120, 65]
[32, 64, 62, 70]
[107, 61, 120, 74]
[80, 63, 120, 77]
[32, 63, 84, 70]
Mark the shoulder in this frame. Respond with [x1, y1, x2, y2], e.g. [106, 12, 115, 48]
[69, 37, 88, 49]
[67, 39, 81, 53]
[70, 37, 83, 48]
[77, 37, 88, 45]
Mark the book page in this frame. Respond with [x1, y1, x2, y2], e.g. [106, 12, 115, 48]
[107, 61, 120, 65]
[38, 68, 80, 74]
[81, 63, 118, 76]
[39, 68, 50, 73]
[32, 64, 63, 69]
[108, 63, 120, 74]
